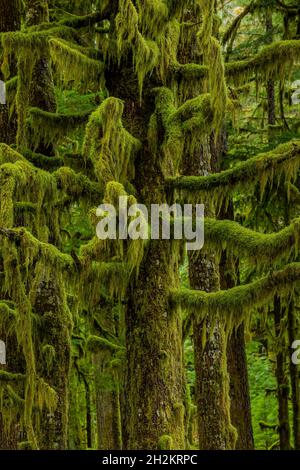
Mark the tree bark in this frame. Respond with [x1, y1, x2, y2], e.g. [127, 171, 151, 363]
[274, 295, 291, 450]
[265, 10, 276, 133]
[0, 0, 21, 144]
[226, 325, 254, 449]
[94, 353, 122, 450]
[33, 277, 71, 449]
[220, 204, 254, 450]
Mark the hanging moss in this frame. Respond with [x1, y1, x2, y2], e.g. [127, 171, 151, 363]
[28, 107, 92, 149]
[49, 38, 104, 88]
[150, 88, 214, 176]
[203, 217, 300, 267]
[226, 40, 300, 86]
[167, 140, 300, 211]
[197, 0, 227, 136]
[22, 149, 63, 170]
[83, 98, 141, 186]
[0, 371, 25, 383]
[54, 166, 103, 201]
[170, 262, 300, 332]
[87, 335, 125, 353]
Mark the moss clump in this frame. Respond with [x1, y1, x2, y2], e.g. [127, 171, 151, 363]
[83, 98, 141, 186]
[158, 434, 173, 450]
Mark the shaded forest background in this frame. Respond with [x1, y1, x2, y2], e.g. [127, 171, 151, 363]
[0, 0, 300, 451]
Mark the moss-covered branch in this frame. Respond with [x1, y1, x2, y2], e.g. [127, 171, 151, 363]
[166, 141, 300, 208]
[29, 107, 92, 148]
[0, 370, 25, 382]
[204, 217, 300, 265]
[87, 335, 125, 353]
[170, 40, 300, 86]
[226, 40, 300, 85]
[170, 262, 300, 328]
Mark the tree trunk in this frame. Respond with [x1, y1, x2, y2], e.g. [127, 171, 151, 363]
[106, 65, 185, 450]
[94, 353, 122, 450]
[124, 241, 185, 449]
[274, 295, 291, 450]
[265, 10, 276, 134]
[227, 325, 254, 449]
[220, 204, 254, 450]
[0, 0, 21, 144]
[33, 277, 71, 449]
[0, 0, 22, 450]
[182, 135, 235, 449]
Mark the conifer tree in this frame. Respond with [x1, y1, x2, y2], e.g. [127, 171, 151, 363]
[0, 0, 300, 451]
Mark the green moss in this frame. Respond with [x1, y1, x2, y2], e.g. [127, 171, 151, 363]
[171, 262, 300, 331]
[23, 149, 63, 170]
[0, 371, 25, 382]
[158, 434, 173, 450]
[226, 40, 300, 86]
[167, 140, 300, 211]
[49, 38, 104, 88]
[87, 335, 125, 353]
[83, 98, 141, 186]
[150, 89, 214, 176]
[204, 217, 300, 267]
[28, 107, 92, 149]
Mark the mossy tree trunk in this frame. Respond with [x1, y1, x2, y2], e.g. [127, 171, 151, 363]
[0, 0, 21, 144]
[105, 67, 185, 449]
[265, 9, 276, 139]
[33, 277, 71, 449]
[183, 139, 235, 449]
[191, 254, 235, 450]
[124, 241, 184, 450]
[220, 205, 254, 450]
[274, 295, 291, 450]
[94, 353, 122, 450]
[23, 0, 71, 449]
[25, 0, 56, 154]
[226, 325, 254, 449]
[0, 0, 22, 450]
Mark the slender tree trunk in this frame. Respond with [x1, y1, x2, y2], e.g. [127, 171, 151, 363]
[265, 10, 276, 140]
[93, 353, 122, 450]
[0, 0, 22, 450]
[274, 295, 291, 450]
[219, 204, 254, 450]
[26, 0, 56, 153]
[0, 0, 21, 144]
[227, 325, 254, 449]
[82, 374, 93, 449]
[183, 137, 235, 449]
